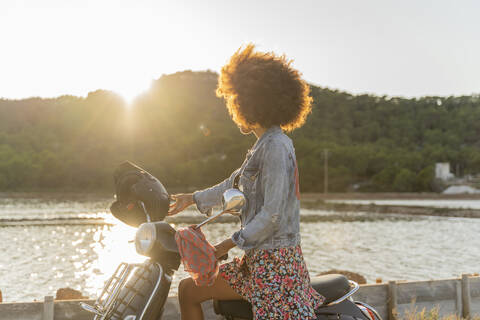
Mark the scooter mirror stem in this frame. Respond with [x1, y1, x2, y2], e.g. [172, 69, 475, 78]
[194, 210, 226, 229]
[194, 189, 246, 229]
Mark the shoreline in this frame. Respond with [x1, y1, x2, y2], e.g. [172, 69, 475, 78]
[2, 191, 480, 220]
[301, 200, 480, 219]
[301, 192, 480, 200]
[301, 193, 480, 218]
[300, 192, 480, 219]
[3, 191, 480, 200]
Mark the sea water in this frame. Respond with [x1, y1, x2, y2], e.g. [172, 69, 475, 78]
[0, 195, 479, 302]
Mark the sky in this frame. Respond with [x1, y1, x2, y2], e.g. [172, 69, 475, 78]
[1, 0, 479, 102]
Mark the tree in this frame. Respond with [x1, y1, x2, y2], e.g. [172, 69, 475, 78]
[393, 169, 416, 192]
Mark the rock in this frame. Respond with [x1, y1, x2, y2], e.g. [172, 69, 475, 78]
[55, 288, 88, 300]
[317, 269, 367, 284]
[443, 185, 480, 194]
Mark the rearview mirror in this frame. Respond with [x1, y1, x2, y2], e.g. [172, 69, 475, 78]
[195, 188, 246, 229]
[221, 188, 246, 216]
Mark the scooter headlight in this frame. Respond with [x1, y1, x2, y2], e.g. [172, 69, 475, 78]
[135, 223, 156, 256]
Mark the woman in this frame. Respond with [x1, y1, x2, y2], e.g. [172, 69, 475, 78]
[168, 44, 324, 320]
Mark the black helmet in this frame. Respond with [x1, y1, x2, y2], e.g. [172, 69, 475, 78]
[110, 161, 170, 227]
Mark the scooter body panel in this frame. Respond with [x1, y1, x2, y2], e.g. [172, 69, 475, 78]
[315, 300, 369, 320]
[215, 299, 371, 320]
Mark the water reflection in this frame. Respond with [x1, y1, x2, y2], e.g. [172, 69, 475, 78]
[1, 197, 479, 302]
[81, 222, 145, 297]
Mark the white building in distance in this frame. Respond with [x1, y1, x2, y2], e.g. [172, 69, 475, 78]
[435, 163, 454, 181]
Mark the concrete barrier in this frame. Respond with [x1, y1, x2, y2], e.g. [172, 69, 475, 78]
[0, 296, 216, 320]
[1, 274, 478, 320]
[352, 274, 480, 320]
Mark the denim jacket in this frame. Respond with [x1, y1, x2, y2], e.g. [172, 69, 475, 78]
[193, 126, 301, 251]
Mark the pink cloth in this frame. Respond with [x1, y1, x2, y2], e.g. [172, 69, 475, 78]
[174, 225, 219, 286]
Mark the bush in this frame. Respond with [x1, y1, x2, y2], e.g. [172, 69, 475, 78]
[372, 167, 399, 191]
[393, 169, 416, 192]
[416, 166, 434, 191]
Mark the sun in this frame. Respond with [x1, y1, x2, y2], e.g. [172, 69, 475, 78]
[111, 77, 152, 106]
[114, 87, 144, 106]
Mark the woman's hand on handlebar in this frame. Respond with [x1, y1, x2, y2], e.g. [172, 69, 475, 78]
[168, 193, 194, 216]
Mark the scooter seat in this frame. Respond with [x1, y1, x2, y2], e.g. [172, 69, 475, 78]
[213, 274, 352, 318]
[311, 273, 351, 304]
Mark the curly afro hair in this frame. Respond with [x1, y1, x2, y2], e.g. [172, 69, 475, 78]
[216, 44, 312, 132]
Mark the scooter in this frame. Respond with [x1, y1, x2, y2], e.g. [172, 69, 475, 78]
[81, 162, 382, 320]
[80, 188, 245, 320]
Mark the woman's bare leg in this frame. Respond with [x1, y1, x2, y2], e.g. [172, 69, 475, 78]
[178, 276, 243, 320]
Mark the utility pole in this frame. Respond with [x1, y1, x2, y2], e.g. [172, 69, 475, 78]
[324, 149, 328, 194]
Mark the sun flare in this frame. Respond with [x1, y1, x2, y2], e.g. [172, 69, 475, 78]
[111, 79, 152, 106]
[83, 220, 145, 297]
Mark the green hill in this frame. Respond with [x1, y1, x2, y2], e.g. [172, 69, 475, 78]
[1, 70, 479, 192]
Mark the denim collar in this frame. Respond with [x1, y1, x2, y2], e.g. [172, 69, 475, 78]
[254, 126, 281, 147]
[246, 126, 282, 159]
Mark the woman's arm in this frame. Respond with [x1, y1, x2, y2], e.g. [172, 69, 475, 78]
[231, 141, 290, 250]
[169, 168, 241, 216]
[214, 238, 236, 259]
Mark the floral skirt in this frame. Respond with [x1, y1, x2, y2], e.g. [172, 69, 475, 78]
[219, 245, 325, 319]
